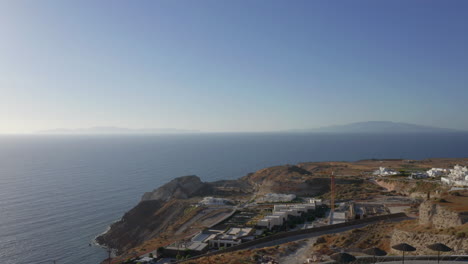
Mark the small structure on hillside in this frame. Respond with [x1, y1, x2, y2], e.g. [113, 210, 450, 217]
[199, 197, 232, 206]
[373, 167, 398, 176]
[409, 171, 429, 179]
[441, 165, 468, 187]
[427, 168, 448, 178]
[306, 198, 323, 206]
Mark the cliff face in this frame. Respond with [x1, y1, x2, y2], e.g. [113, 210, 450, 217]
[419, 200, 468, 228]
[95, 199, 189, 253]
[96, 175, 254, 254]
[97, 176, 211, 253]
[141, 175, 213, 201]
[375, 179, 441, 198]
[391, 229, 468, 255]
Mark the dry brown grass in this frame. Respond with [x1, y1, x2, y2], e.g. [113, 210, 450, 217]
[180, 242, 303, 264]
[312, 222, 396, 253]
[435, 190, 468, 212]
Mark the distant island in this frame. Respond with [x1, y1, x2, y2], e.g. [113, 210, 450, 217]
[292, 121, 461, 134]
[37, 126, 199, 134]
[36, 121, 464, 135]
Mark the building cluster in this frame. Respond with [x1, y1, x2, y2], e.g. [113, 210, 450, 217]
[331, 202, 388, 224]
[256, 199, 322, 230]
[401, 165, 468, 187]
[441, 165, 468, 187]
[426, 168, 448, 178]
[373, 167, 398, 176]
[164, 227, 257, 257]
[258, 193, 297, 203]
[409, 168, 448, 179]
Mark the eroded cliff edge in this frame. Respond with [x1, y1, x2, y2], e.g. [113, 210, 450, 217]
[95, 175, 253, 254]
[95, 164, 344, 255]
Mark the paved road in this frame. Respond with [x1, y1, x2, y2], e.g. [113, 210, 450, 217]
[319, 255, 468, 264]
[245, 216, 411, 250]
[377, 261, 467, 264]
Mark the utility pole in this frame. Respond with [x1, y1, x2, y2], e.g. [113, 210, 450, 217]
[329, 171, 335, 225]
[107, 248, 112, 264]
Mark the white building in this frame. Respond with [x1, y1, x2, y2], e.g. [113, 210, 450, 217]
[441, 165, 468, 187]
[199, 197, 231, 206]
[206, 228, 254, 248]
[260, 193, 296, 203]
[265, 215, 283, 226]
[307, 198, 323, 206]
[257, 219, 272, 229]
[258, 203, 315, 230]
[409, 172, 428, 179]
[427, 168, 448, 178]
[331, 212, 347, 224]
[272, 211, 288, 222]
[373, 167, 398, 176]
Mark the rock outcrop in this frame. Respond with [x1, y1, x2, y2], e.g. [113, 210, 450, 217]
[141, 175, 213, 201]
[96, 175, 253, 253]
[419, 200, 468, 228]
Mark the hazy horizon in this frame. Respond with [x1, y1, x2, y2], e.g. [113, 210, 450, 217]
[0, 120, 463, 135]
[2, 1, 468, 133]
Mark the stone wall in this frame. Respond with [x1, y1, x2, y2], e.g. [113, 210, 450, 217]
[419, 200, 467, 228]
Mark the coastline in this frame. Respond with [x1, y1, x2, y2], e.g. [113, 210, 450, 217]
[99, 158, 468, 263]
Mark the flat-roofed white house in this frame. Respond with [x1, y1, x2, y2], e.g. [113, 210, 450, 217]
[409, 172, 429, 179]
[207, 227, 254, 248]
[441, 165, 468, 187]
[272, 211, 288, 222]
[265, 215, 283, 226]
[332, 212, 347, 224]
[427, 168, 448, 178]
[199, 197, 232, 206]
[257, 218, 272, 229]
[373, 167, 398, 176]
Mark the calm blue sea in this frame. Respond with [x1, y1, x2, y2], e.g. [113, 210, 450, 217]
[1, 133, 468, 264]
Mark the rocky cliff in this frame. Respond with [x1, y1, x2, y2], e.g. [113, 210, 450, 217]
[141, 175, 213, 201]
[375, 179, 442, 198]
[96, 175, 253, 254]
[419, 200, 468, 228]
[243, 164, 360, 196]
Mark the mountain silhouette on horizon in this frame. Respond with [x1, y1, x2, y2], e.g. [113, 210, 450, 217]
[37, 126, 199, 134]
[294, 121, 461, 134]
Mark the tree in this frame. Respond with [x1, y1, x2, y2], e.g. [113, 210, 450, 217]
[157, 247, 165, 257]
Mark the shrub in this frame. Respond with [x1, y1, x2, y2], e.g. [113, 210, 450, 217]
[316, 237, 326, 244]
[456, 232, 466, 238]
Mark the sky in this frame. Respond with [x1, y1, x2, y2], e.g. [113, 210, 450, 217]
[1, 0, 468, 133]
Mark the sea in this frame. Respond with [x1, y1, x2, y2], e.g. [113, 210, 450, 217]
[1, 133, 468, 264]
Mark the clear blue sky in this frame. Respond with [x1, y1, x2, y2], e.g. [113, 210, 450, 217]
[1, 0, 468, 133]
